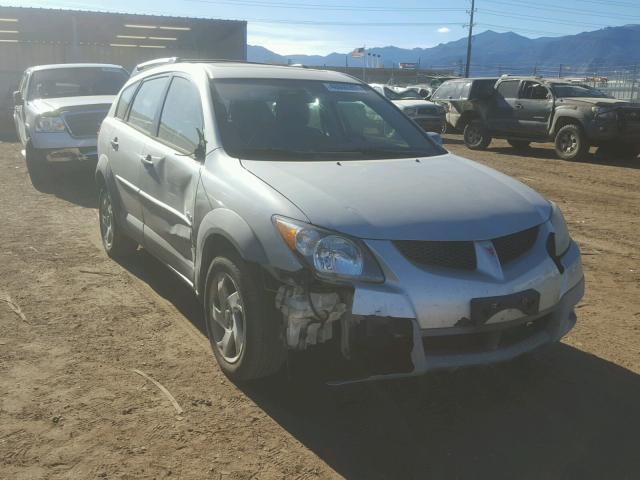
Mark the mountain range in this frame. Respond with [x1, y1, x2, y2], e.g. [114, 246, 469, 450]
[247, 24, 640, 75]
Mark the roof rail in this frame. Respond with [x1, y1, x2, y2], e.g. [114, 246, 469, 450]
[131, 57, 274, 76]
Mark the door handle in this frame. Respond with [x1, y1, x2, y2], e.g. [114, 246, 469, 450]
[139, 154, 155, 166]
[515, 104, 524, 109]
[110, 137, 119, 150]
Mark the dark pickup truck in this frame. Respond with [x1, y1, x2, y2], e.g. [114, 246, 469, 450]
[438, 76, 640, 161]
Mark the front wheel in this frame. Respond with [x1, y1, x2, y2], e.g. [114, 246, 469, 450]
[463, 120, 492, 150]
[203, 253, 286, 381]
[25, 145, 51, 191]
[98, 185, 137, 258]
[554, 124, 589, 161]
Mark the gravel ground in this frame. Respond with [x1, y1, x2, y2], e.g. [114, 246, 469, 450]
[1, 137, 639, 480]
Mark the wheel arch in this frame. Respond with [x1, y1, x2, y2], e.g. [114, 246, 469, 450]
[195, 209, 269, 296]
[551, 113, 584, 136]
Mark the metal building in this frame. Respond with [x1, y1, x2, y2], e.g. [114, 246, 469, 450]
[0, 6, 247, 133]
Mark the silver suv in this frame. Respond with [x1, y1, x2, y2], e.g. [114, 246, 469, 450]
[14, 63, 129, 189]
[96, 61, 584, 382]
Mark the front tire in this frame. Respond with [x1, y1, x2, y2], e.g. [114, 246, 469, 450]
[463, 120, 492, 150]
[554, 124, 589, 161]
[25, 145, 51, 191]
[203, 253, 286, 381]
[98, 185, 137, 258]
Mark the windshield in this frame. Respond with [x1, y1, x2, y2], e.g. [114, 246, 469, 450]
[552, 84, 609, 98]
[211, 78, 445, 161]
[27, 67, 129, 100]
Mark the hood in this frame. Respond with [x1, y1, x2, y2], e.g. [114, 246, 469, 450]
[29, 95, 115, 114]
[241, 153, 551, 241]
[556, 97, 631, 107]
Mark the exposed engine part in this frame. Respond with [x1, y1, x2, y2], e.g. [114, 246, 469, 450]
[275, 285, 347, 349]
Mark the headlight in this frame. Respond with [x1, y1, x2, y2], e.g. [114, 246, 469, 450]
[274, 216, 384, 283]
[35, 116, 66, 133]
[549, 202, 571, 256]
[592, 106, 617, 121]
[403, 107, 417, 117]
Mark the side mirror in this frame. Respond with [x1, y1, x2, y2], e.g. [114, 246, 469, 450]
[427, 131, 443, 146]
[13, 90, 23, 106]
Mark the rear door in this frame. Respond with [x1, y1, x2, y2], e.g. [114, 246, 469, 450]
[514, 81, 553, 137]
[107, 76, 170, 240]
[486, 79, 520, 134]
[138, 74, 204, 281]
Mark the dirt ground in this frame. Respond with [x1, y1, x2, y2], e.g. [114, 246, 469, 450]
[1, 137, 639, 480]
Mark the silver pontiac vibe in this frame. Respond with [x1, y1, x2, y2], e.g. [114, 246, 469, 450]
[96, 60, 584, 382]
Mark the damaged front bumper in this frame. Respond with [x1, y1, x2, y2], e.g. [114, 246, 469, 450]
[276, 221, 584, 383]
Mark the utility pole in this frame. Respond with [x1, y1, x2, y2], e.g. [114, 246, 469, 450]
[464, 0, 475, 78]
[558, 64, 563, 78]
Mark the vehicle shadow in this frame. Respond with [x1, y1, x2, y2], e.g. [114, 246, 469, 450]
[111, 251, 640, 479]
[31, 161, 99, 208]
[444, 133, 640, 169]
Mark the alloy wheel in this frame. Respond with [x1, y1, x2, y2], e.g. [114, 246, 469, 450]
[209, 272, 246, 363]
[100, 191, 114, 250]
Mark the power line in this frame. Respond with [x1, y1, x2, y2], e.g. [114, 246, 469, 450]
[480, 9, 613, 29]
[483, 0, 640, 20]
[187, 0, 466, 12]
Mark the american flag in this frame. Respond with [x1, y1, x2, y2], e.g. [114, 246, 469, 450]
[350, 47, 365, 58]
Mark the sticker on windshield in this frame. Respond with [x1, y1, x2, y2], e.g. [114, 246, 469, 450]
[323, 83, 366, 93]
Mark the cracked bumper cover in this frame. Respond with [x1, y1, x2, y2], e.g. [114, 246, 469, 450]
[343, 231, 584, 380]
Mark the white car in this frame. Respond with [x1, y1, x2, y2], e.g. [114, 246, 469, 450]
[370, 83, 445, 133]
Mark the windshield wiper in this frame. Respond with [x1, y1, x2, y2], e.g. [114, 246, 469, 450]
[324, 147, 433, 158]
[233, 147, 318, 159]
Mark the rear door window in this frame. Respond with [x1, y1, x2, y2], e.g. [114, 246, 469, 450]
[115, 82, 138, 120]
[496, 80, 520, 99]
[127, 76, 169, 135]
[157, 76, 204, 153]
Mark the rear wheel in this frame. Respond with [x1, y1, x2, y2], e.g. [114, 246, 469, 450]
[554, 124, 589, 161]
[98, 185, 137, 258]
[507, 139, 531, 150]
[203, 253, 286, 381]
[463, 120, 492, 150]
[25, 144, 51, 191]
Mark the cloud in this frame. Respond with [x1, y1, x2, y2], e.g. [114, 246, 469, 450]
[437, 27, 451, 33]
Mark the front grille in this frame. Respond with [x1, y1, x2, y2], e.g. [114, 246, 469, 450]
[394, 226, 539, 271]
[394, 240, 477, 270]
[492, 226, 539, 265]
[619, 108, 640, 122]
[63, 111, 108, 138]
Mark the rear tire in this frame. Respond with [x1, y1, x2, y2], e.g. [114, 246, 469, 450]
[98, 185, 137, 258]
[507, 139, 531, 150]
[203, 252, 286, 381]
[463, 120, 492, 150]
[25, 145, 51, 191]
[554, 124, 589, 161]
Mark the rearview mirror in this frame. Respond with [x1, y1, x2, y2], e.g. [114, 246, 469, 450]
[13, 90, 23, 106]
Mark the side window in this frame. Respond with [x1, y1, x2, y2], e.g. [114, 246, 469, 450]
[157, 77, 204, 153]
[127, 76, 169, 135]
[433, 82, 452, 100]
[496, 80, 520, 99]
[115, 82, 138, 120]
[521, 81, 549, 100]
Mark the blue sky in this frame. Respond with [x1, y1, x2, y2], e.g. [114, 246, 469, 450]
[10, 0, 640, 55]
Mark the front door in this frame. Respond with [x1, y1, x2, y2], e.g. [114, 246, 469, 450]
[514, 81, 553, 137]
[486, 79, 520, 134]
[138, 75, 204, 281]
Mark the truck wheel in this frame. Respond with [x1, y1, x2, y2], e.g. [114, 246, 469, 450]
[464, 120, 492, 150]
[203, 253, 286, 381]
[554, 124, 589, 161]
[25, 145, 51, 191]
[98, 185, 138, 258]
[507, 140, 531, 150]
